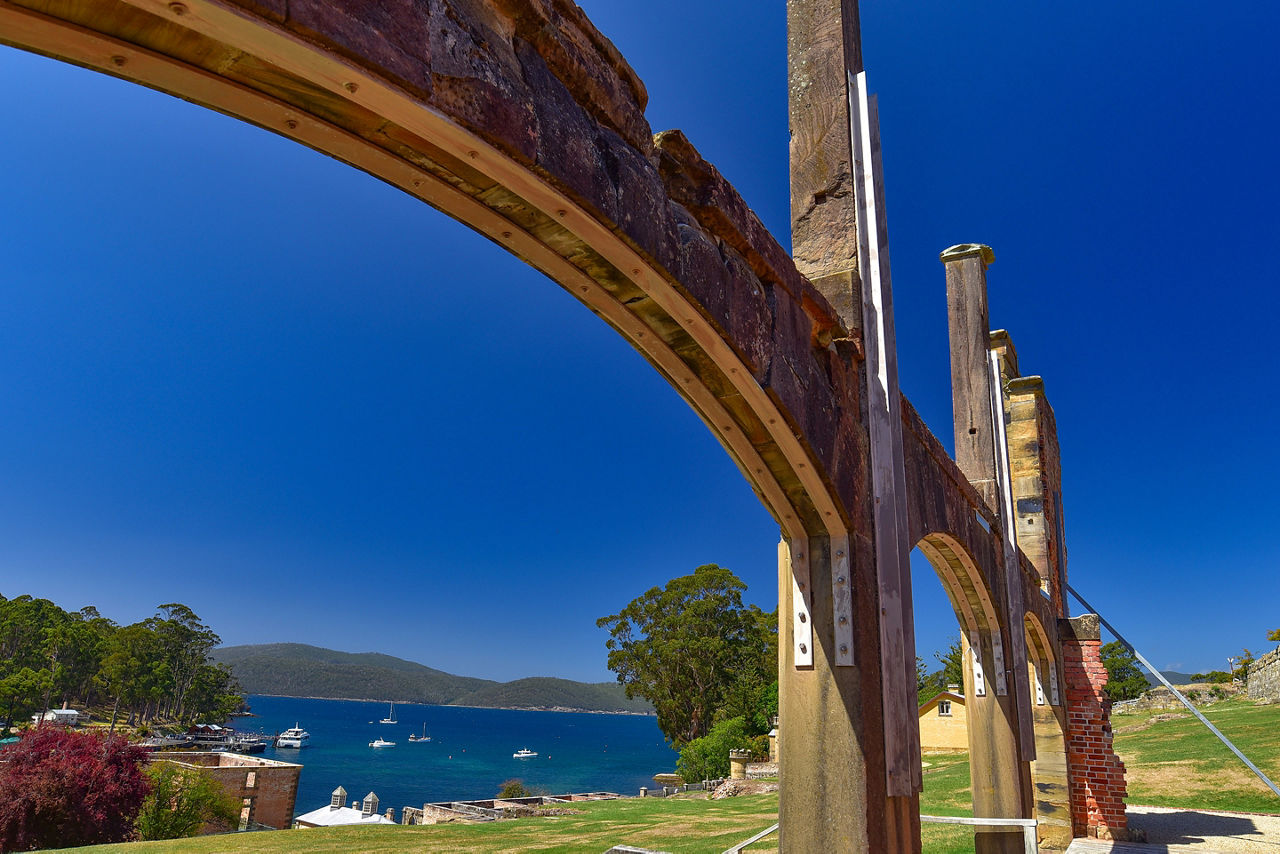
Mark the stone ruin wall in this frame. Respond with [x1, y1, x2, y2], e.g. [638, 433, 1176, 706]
[1248, 647, 1280, 700]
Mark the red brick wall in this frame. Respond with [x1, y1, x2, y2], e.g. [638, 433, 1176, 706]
[1060, 616, 1128, 840]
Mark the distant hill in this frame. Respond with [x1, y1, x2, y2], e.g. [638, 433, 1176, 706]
[212, 643, 651, 714]
[1145, 670, 1200, 687]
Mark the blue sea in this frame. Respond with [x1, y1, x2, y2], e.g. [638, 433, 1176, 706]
[240, 695, 679, 818]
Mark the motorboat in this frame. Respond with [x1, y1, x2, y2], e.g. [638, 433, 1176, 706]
[379, 701, 397, 724]
[408, 723, 432, 743]
[369, 737, 396, 748]
[276, 724, 310, 749]
[513, 748, 537, 759]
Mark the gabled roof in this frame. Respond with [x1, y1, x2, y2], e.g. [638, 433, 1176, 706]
[294, 805, 395, 827]
[917, 690, 965, 716]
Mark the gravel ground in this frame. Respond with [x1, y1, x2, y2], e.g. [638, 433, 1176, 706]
[1126, 805, 1280, 852]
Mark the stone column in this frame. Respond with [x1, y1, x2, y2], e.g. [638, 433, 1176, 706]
[729, 749, 750, 780]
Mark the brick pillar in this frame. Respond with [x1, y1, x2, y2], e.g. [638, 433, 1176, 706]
[1059, 615, 1128, 840]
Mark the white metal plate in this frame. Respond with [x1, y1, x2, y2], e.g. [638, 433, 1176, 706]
[831, 535, 854, 666]
[785, 538, 813, 668]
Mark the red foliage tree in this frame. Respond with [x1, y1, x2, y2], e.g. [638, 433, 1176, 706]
[0, 727, 150, 851]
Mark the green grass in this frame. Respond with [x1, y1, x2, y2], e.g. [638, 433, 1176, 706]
[90, 700, 1275, 854]
[1111, 696, 1280, 813]
[73, 794, 780, 854]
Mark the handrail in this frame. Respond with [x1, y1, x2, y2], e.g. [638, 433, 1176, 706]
[920, 814, 1036, 854]
[722, 822, 779, 854]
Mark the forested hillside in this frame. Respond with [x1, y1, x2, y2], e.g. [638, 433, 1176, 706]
[213, 644, 651, 713]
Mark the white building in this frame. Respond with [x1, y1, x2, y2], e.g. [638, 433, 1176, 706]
[294, 787, 397, 828]
[31, 708, 80, 727]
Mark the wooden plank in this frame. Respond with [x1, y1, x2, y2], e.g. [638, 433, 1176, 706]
[851, 69, 918, 796]
[989, 350, 1036, 759]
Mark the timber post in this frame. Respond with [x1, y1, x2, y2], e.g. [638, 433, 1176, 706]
[784, 0, 919, 850]
[941, 245, 1037, 852]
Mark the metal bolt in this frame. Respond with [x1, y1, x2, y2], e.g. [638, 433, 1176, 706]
[557, 209, 568, 218]
[501, 231, 512, 239]
[168, 2, 187, 14]
[344, 81, 359, 93]
[839, 616, 848, 625]
[840, 644, 848, 654]
[468, 150, 479, 159]
[836, 550, 844, 557]
[285, 119, 298, 130]
[799, 644, 807, 654]
[837, 576, 846, 585]
[110, 55, 127, 67]
[798, 613, 806, 624]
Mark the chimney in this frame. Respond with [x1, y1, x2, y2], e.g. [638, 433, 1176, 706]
[384, 808, 394, 821]
[362, 792, 379, 817]
[947, 683, 960, 694]
[331, 786, 347, 810]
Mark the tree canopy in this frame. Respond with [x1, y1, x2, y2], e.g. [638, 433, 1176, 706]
[1101, 641, 1148, 702]
[0, 728, 150, 850]
[0, 595, 242, 730]
[597, 564, 776, 747]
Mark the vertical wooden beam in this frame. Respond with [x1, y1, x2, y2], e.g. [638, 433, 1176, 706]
[852, 74, 920, 797]
[943, 244, 999, 513]
[989, 351, 1037, 761]
[786, 1, 918, 851]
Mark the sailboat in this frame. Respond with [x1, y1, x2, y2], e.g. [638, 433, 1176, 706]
[408, 723, 432, 743]
[379, 701, 397, 724]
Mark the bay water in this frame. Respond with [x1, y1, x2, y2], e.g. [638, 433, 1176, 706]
[242, 695, 679, 818]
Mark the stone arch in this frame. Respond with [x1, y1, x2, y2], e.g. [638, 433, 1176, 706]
[0, 0, 852, 545]
[916, 532, 1004, 699]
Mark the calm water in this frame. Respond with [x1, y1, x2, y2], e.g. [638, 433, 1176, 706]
[241, 695, 679, 817]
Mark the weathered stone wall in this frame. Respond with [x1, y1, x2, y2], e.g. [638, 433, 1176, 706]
[1248, 648, 1280, 700]
[151, 752, 300, 831]
[1058, 617, 1128, 841]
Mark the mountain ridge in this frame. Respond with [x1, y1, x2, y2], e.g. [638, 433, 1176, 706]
[212, 643, 651, 714]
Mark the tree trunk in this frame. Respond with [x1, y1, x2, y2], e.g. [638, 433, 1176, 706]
[109, 696, 120, 733]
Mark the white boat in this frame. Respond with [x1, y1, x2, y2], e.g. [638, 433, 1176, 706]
[369, 737, 396, 748]
[408, 723, 432, 743]
[277, 724, 310, 749]
[379, 701, 397, 724]
[513, 748, 537, 759]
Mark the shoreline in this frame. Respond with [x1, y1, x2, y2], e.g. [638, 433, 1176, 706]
[247, 693, 654, 716]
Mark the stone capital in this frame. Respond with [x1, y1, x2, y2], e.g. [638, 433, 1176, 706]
[939, 243, 995, 265]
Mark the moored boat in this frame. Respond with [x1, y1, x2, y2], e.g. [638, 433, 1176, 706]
[277, 724, 311, 749]
[408, 723, 432, 742]
[369, 737, 396, 748]
[379, 701, 397, 724]
[513, 748, 537, 758]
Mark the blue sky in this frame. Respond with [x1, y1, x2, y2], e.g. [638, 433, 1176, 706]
[0, 1, 1276, 682]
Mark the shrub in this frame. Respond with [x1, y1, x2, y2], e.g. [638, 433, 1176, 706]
[0, 728, 150, 851]
[135, 762, 239, 840]
[748, 734, 770, 760]
[676, 716, 751, 782]
[497, 779, 531, 799]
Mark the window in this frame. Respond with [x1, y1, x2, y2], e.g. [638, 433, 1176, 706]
[246, 771, 257, 788]
[938, 700, 952, 717]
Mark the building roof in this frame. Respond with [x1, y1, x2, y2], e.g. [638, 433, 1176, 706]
[294, 805, 396, 827]
[917, 690, 965, 716]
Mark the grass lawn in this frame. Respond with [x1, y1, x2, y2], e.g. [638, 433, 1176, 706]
[77, 701, 1280, 854]
[73, 794, 781, 854]
[1111, 696, 1280, 814]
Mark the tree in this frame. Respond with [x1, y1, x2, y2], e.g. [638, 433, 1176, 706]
[936, 637, 964, 692]
[135, 762, 238, 840]
[598, 565, 775, 746]
[496, 779, 531, 800]
[1100, 641, 1148, 702]
[0, 728, 150, 850]
[1233, 649, 1255, 683]
[1268, 629, 1280, 643]
[676, 716, 752, 782]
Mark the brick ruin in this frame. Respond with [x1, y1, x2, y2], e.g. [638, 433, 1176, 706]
[150, 751, 301, 831]
[1, 0, 1129, 849]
